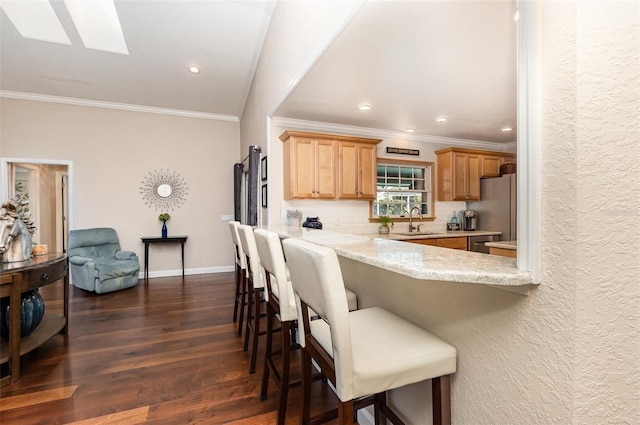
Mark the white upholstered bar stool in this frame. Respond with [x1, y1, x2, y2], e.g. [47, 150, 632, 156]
[282, 238, 457, 425]
[254, 229, 360, 425]
[254, 229, 299, 424]
[228, 221, 247, 336]
[237, 224, 266, 374]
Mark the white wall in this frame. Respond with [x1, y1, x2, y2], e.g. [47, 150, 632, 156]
[0, 98, 240, 276]
[242, 1, 640, 424]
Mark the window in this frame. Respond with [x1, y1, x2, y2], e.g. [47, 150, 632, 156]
[372, 160, 435, 220]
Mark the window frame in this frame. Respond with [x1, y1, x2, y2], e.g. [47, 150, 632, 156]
[369, 158, 436, 223]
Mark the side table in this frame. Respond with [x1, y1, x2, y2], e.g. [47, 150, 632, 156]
[140, 236, 188, 282]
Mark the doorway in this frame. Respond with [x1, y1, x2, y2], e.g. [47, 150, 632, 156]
[1, 158, 73, 254]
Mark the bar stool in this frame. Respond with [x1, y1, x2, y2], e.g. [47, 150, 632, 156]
[237, 224, 266, 374]
[228, 221, 247, 336]
[254, 229, 299, 424]
[254, 229, 361, 425]
[283, 238, 457, 425]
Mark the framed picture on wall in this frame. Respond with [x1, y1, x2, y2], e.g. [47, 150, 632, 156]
[261, 184, 267, 208]
[261, 156, 268, 181]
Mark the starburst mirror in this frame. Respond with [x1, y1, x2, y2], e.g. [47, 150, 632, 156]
[140, 169, 188, 211]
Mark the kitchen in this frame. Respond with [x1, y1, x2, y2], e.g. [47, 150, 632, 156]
[260, 129, 518, 259]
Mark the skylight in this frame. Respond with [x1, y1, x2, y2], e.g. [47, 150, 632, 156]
[64, 0, 128, 55]
[0, 0, 128, 55]
[0, 0, 70, 45]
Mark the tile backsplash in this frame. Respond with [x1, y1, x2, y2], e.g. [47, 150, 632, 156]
[281, 200, 466, 234]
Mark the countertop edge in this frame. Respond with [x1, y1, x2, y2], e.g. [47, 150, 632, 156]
[263, 225, 533, 290]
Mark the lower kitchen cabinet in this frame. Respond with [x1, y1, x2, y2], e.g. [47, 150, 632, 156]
[406, 236, 467, 250]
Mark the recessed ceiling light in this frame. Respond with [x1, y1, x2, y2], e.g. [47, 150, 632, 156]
[359, 104, 371, 111]
[405, 128, 415, 133]
[435, 116, 448, 123]
[188, 66, 201, 74]
[501, 126, 513, 132]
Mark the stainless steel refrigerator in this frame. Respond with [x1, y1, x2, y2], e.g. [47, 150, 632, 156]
[467, 174, 517, 242]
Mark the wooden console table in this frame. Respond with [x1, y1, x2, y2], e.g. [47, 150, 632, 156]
[0, 253, 69, 387]
[141, 236, 188, 282]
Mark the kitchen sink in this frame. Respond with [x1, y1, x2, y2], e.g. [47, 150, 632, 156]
[393, 231, 439, 236]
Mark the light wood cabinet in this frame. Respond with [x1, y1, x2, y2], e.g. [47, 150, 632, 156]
[338, 141, 377, 199]
[480, 154, 516, 178]
[436, 147, 515, 201]
[281, 133, 336, 199]
[280, 131, 381, 200]
[405, 237, 467, 250]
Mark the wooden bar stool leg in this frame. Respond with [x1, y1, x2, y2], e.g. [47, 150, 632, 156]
[276, 320, 292, 425]
[237, 269, 247, 336]
[243, 278, 253, 351]
[249, 287, 262, 374]
[300, 348, 312, 425]
[260, 304, 274, 400]
[338, 400, 355, 425]
[232, 263, 241, 322]
[432, 375, 451, 425]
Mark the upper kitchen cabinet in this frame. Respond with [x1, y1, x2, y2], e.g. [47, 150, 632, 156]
[281, 131, 336, 199]
[280, 131, 381, 200]
[338, 139, 380, 200]
[436, 147, 515, 201]
[480, 152, 517, 178]
[436, 148, 480, 201]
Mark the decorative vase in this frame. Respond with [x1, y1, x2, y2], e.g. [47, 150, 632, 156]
[0, 290, 45, 340]
[161, 220, 168, 238]
[378, 225, 390, 235]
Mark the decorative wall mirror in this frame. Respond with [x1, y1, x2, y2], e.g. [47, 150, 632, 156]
[140, 169, 188, 211]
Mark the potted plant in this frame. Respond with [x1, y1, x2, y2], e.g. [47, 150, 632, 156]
[158, 213, 170, 238]
[377, 215, 393, 234]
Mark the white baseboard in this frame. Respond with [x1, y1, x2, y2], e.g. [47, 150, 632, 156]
[138, 265, 235, 279]
[358, 407, 374, 425]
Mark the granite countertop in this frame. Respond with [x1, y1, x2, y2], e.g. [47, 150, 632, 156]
[385, 230, 502, 241]
[263, 225, 532, 290]
[485, 240, 517, 250]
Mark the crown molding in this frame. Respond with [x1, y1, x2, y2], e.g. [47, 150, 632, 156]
[0, 91, 239, 122]
[272, 117, 515, 151]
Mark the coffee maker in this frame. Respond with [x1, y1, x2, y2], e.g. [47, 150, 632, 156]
[462, 210, 477, 231]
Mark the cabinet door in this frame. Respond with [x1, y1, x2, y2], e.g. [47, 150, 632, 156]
[315, 140, 336, 198]
[467, 154, 481, 200]
[291, 138, 316, 198]
[338, 142, 358, 199]
[338, 142, 377, 199]
[452, 153, 468, 200]
[358, 144, 377, 199]
[480, 155, 502, 178]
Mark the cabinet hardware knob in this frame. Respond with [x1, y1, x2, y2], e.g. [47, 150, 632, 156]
[41, 273, 49, 281]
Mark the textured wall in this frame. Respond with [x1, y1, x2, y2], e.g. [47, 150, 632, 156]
[573, 2, 640, 423]
[245, 1, 640, 424]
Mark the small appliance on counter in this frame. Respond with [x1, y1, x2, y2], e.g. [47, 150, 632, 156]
[461, 210, 477, 231]
[302, 217, 323, 229]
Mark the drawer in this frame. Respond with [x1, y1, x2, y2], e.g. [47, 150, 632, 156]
[28, 260, 67, 289]
[435, 237, 467, 250]
[407, 239, 436, 246]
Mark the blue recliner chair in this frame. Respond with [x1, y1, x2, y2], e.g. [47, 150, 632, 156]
[68, 227, 140, 294]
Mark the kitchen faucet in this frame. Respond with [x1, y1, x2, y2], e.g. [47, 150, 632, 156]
[408, 206, 423, 233]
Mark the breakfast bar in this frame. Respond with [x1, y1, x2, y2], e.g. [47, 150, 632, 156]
[263, 224, 534, 423]
[264, 224, 531, 292]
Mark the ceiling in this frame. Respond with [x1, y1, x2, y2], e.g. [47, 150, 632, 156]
[0, 1, 517, 144]
[0, 0, 275, 118]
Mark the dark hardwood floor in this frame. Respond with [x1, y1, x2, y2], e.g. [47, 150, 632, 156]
[0, 273, 339, 424]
